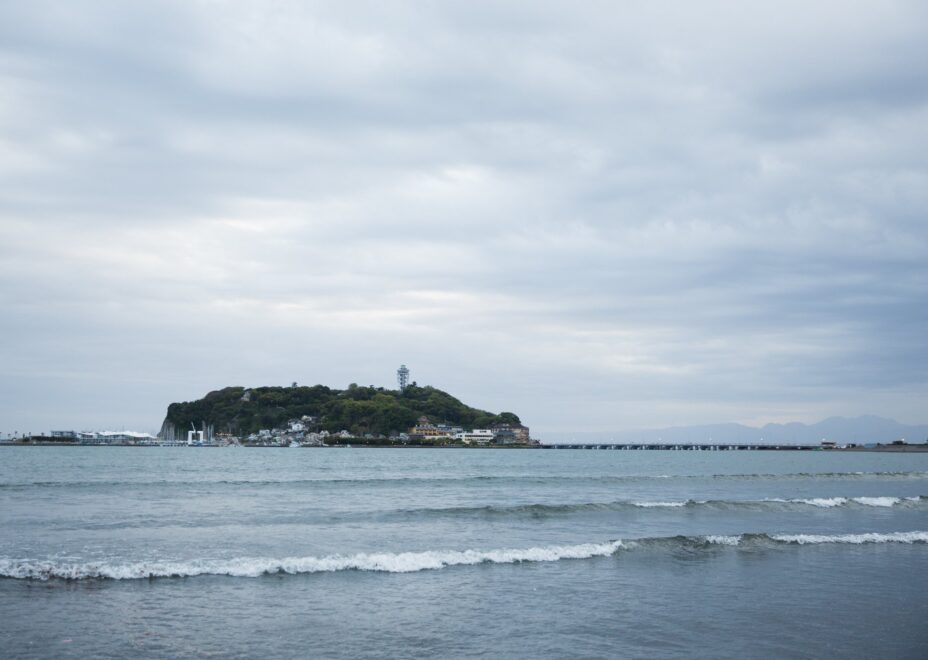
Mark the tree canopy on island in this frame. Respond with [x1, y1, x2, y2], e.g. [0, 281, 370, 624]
[162, 384, 521, 437]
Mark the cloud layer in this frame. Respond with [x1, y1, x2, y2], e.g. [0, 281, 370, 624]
[2, 1, 927, 434]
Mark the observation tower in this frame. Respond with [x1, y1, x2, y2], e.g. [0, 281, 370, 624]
[397, 364, 410, 390]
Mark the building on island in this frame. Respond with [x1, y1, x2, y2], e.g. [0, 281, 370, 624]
[457, 429, 495, 445]
[410, 416, 447, 439]
[407, 417, 533, 445]
[490, 423, 532, 445]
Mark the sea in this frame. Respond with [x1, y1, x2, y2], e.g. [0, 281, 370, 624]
[1, 446, 926, 659]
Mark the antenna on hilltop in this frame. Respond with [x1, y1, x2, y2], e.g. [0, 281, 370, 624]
[397, 364, 409, 390]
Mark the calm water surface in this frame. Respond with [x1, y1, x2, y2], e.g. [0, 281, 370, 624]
[1, 447, 926, 658]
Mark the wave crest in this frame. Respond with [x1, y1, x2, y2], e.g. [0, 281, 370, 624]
[0, 541, 623, 581]
[769, 531, 928, 545]
[403, 496, 926, 518]
[3, 531, 926, 581]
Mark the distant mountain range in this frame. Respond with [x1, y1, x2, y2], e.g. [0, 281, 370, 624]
[546, 416, 928, 445]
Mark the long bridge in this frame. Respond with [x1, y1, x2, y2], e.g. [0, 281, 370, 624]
[539, 443, 818, 451]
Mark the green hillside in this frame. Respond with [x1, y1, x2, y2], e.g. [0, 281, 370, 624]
[161, 384, 520, 437]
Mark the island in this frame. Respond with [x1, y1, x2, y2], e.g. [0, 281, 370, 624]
[158, 383, 535, 447]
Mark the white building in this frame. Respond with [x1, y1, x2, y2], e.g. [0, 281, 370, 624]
[456, 429, 495, 445]
[79, 431, 158, 444]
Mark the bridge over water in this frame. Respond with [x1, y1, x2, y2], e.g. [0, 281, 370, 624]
[540, 443, 818, 451]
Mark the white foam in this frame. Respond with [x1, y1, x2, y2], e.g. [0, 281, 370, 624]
[793, 497, 848, 508]
[771, 531, 928, 545]
[765, 496, 922, 508]
[632, 501, 689, 508]
[851, 497, 900, 507]
[0, 541, 625, 581]
[705, 535, 742, 546]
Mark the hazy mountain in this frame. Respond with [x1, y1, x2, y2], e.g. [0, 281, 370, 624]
[545, 416, 928, 445]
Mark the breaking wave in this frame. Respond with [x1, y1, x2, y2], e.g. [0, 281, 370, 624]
[0, 541, 624, 581]
[2, 531, 925, 581]
[28, 496, 926, 533]
[763, 496, 923, 509]
[626, 531, 928, 549]
[631, 501, 690, 508]
[397, 496, 926, 518]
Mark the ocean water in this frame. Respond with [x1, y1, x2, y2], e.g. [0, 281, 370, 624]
[1, 447, 926, 658]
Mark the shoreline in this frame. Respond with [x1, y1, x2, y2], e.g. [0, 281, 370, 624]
[4, 442, 927, 452]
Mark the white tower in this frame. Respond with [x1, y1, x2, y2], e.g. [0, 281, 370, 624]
[397, 364, 409, 390]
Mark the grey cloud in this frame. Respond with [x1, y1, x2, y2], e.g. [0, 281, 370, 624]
[1, 1, 927, 434]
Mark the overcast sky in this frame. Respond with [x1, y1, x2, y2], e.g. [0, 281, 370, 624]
[1, 1, 927, 437]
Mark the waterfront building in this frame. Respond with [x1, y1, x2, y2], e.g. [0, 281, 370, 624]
[457, 429, 495, 445]
[491, 423, 532, 445]
[77, 431, 158, 445]
[411, 416, 447, 438]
